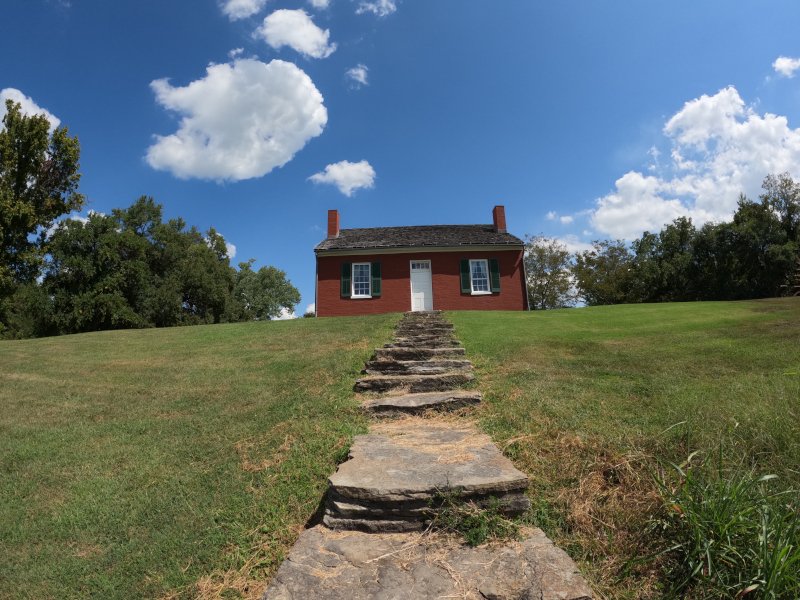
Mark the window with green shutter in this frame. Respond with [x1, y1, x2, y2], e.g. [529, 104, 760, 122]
[461, 258, 501, 295]
[460, 259, 471, 293]
[489, 258, 501, 293]
[340, 262, 351, 298]
[371, 262, 382, 297]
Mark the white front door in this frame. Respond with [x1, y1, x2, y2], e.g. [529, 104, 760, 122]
[410, 260, 433, 311]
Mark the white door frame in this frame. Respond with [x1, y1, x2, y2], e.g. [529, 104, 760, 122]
[409, 259, 433, 311]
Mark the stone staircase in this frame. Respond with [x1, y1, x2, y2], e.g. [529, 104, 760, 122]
[263, 311, 593, 599]
[354, 311, 476, 400]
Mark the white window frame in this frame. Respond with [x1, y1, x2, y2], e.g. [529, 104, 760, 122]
[469, 259, 491, 295]
[351, 262, 372, 299]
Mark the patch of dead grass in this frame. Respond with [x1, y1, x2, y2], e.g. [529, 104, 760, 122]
[504, 429, 665, 599]
[70, 542, 104, 559]
[234, 424, 296, 473]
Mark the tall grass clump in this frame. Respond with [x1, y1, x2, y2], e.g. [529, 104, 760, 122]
[653, 452, 799, 599]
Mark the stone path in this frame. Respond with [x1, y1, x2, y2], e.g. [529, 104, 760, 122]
[263, 311, 593, 599]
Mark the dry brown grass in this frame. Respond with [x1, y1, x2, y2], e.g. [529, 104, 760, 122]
[501, 427, 665, 599]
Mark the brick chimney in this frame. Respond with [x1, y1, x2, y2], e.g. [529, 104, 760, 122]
[327, 209, 340, 239]
[492, 205, 507, 233]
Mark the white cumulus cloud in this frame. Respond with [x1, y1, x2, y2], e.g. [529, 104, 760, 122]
[225, 242, 237, 259]
[255, 9, 336, 59]
[146, 58, 327, 181]
[773, 56, 800, 78]
[309, 160, 376, 196]
[220, 0, 269, 20]
[556, 235, 593, 254]
[274, 307, 297, 320]
[346, 64, 368, 87]
[304, 302, 316, 315]
[309, 0, 330, 8]
[1, 88, 60, 130]
[356, 0, 396, 16]
[590, 86, 800, 239]
[544, 211, 574, 225]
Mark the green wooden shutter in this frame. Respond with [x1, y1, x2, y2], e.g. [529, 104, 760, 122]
[371, 262, 382, 297]
[489, 258, 501, 293]
[460, 259, 471, 293]
[340, 262, 351, 298]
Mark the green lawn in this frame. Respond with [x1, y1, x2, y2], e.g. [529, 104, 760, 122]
[2, 300, 798, 599]
[0, 315, 395, 599]
[449, 298, 800, 598]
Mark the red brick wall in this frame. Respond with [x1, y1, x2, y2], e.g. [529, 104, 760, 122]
[316, 249, 527, 316]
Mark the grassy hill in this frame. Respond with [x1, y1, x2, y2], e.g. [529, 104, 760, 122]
[1, 299, 798, 598]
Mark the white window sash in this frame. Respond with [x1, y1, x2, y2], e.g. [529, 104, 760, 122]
[469, 259, 491, 295]
[352, 262, 372, 298]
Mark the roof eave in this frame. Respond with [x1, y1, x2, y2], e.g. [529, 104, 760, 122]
[314, 243, 524, 256]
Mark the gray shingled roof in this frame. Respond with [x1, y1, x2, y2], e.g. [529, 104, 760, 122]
[315, 224, 524, 252]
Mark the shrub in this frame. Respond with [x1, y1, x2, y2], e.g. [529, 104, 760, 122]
[652, 453, 799, 598]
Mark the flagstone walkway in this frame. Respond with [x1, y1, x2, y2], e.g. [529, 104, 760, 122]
[263, 311, 593, 599]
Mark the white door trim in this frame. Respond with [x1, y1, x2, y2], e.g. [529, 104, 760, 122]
[409, 259, 433, 311]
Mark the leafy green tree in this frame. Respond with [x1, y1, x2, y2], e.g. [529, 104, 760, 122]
[44, 213, 149, 333]
[523, 236, 575, 309]
[41, 197, 239, 334]
[689, 221, 741, 300]
[0, 99, 83, 296]
[573, 240, 635, 305]
[231, 259, 300, 320]
[760, 172, 800, 243]
[728, 194, 796, 298]
[0, 282, 54, 339]
[176, 227, 233, 325]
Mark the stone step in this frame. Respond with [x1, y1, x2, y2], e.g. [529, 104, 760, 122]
[396, 322, 454, 330]
[324, 490, 530, 531]
[363, 359, 472, 375]
[395, 324, 452, 330]
[394, 330, 455, 339]
[373, 346, 466, 361]
[385, 337, 460, 348]
[394, 329, 453, 338]
[362, 390, 482, 415]
[324, 424, 529, 532]
[263, 525, 594, 600]
[354, 371, 473, 393]
[392, 331, 456, 340]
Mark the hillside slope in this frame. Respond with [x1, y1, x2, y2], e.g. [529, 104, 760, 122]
[0, 315, 395, 599]
[1, 299, 798, 598]
[450, 298, 800, 597]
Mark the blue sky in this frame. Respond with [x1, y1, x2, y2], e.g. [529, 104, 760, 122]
[3, 1, 800, 315]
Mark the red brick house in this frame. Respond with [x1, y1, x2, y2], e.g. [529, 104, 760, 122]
[314, 206, 529, 317]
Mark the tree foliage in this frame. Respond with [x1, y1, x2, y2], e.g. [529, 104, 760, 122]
[523, 236, 575, 309]
[2, 196, 301, 337]
[0, 99, 83, 295]
[573, 174, 800, 305]
[231, 259, 301, 321]
[573, 240, 635, 305]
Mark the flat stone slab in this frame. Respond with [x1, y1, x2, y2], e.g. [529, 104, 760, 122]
[373, 346, 466, 360]
[263, 525, 593, 600]
[354, 372, 474, 393]
[327, 423, 528, 503]
[362, 390, 482, 415]
[364, 359, 472, 375]
[384, 338, 462, 348]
